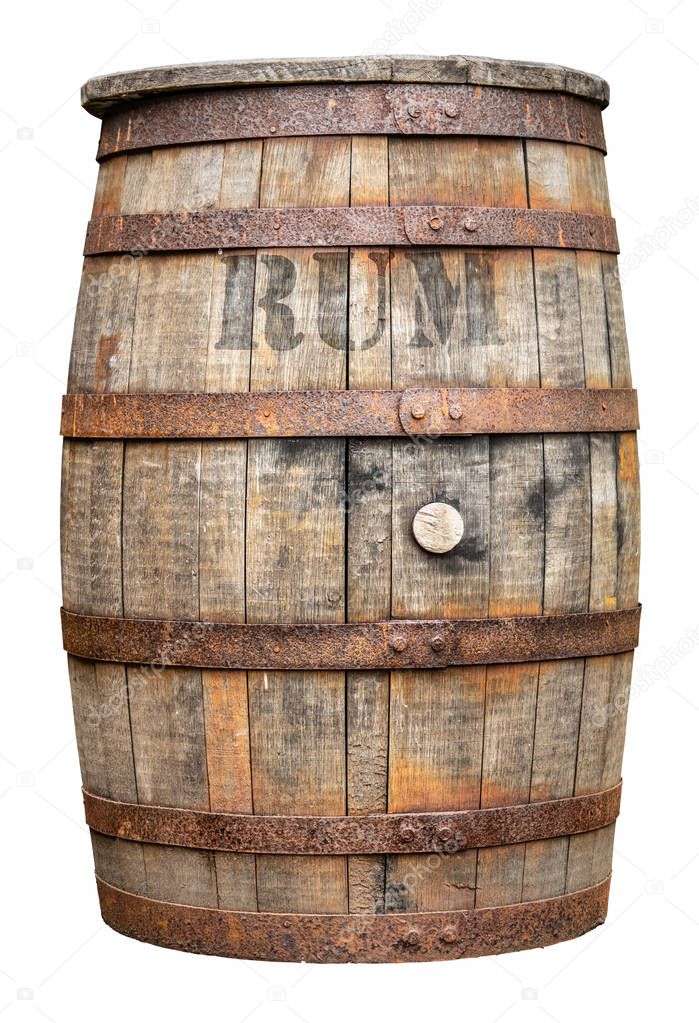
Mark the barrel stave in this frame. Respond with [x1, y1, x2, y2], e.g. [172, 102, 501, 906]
[346, 137, 393, 913]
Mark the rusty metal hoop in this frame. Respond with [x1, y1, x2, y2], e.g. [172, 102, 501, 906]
[96, 875, 611, 963]
[61, 387, 639, 439]
[84, 783, 621, 855]
[84, 206, 619, 255]
[95, 83, 606, 158]
[61, 606, 641, 671]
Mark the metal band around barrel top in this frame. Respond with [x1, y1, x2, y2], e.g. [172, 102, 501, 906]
[84, 783, 621, 855]
[96, 875, 611, 962]
[84, 206, 619, 254]
[61, 387, 639, 439]
[61, 606, 640, 670]
[96, 83, 606, 158]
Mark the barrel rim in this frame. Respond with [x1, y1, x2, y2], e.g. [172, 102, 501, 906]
[81, 54, 610, 116]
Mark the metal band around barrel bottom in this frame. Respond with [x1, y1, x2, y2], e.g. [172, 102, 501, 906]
[84, 205, 619, 255]
[61, 606, 640, 671]
[61, 387, 639, 439]
[96, 83, 606, 158]
[96, 875, 611, 962]
[84, 782, 621, 856]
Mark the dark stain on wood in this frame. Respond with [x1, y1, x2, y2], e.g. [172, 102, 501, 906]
[406, 250, 460, 347]
[313, 251, 348, 350]
[94, 333, 122, 391]
[464, 252, 499, 347]
[217, 253, 256, 350]
[258, 253, 304, 350]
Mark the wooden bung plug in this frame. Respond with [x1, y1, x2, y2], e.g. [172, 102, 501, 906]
[412, 502, 464, 554]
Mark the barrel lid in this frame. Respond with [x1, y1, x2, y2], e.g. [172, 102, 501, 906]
[81, 55, 609, 116]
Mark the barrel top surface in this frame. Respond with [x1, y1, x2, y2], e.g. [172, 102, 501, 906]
[81, 54, 609, 115]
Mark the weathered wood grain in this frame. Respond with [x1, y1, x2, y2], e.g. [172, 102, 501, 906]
[64, 135, 147, 895]
[589, 434, 619, 614]
[126, 255, 213, 391]
[61, 442, 123, 618]
[346, 670, 389, 912]
[198, 138, 261, 909]
[386, 137, 525, 911]
[566, 173, 625, 893]
[246, 437, 347, 912]
[69, 657, 147, 894]
[568, 145, 610, 215]
[388, 138, 528, 209]
[604, 240, 639, 614]
[388, 140, 528, 389]
[122, 437, 218, 906]
[119, 145, 223, 905]
[522, 656, 584, 900]
[67, 252, 137, 396]
[386, 669, 485, 911]
[346, 136, 392, 913]
[474, 182, 543, 907]
[522, 139, 590, 900]
[477, 664, 539, 906]
[201, 670, 256, 908]
[63, 479, 147, 894]
[569, 426, 638, 892]
[137, 144, 225, 213]
[120, 152, 152, 214]
[246, 136, 349, 913]
[477, 442, 543, 910]
[526, 138, 638, 901]
[199, 439, 255, 910]
[607, 248, 640, 611]
[91, 153, 126, 216]
[616, 433, 641, 608]
[566, 652, 631, 892]
[603, 257, 633, 388]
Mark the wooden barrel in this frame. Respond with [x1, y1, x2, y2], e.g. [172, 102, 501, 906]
[61, 55, 640, 963]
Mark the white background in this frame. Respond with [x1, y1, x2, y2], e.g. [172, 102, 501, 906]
[1, 0, 697, 1019]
